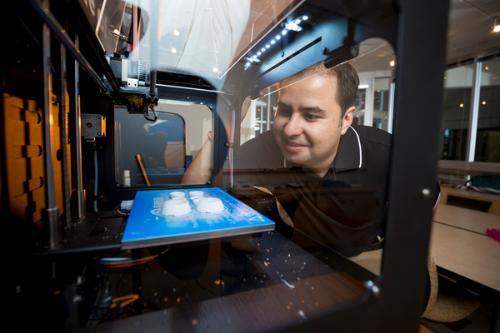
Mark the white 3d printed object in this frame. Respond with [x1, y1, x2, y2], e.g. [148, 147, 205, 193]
[170, 191, 186, 199]
[162, 198, 191, 216]
[196, 197, 224, 213]
[189, 191, 204, 204]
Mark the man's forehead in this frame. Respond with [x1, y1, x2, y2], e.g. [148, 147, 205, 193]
[277, 71, 339, 104]
[279, 67, 336, 88]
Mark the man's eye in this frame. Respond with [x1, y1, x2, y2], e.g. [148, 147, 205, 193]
[305, 113, 320, 121]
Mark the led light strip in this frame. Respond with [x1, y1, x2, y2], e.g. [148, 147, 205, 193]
[244, 15, 309, 70]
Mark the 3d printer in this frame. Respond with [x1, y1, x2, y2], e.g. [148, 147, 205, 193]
[2, 0, 448, 332]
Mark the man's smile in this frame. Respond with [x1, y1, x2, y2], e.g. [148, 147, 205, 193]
[283, 140, 309, 153]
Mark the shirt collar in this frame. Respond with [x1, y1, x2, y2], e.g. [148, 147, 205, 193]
[332, 126, 364, 173]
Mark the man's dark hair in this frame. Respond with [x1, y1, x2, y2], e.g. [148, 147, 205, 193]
[331, 62, 360, 115]
[277, 61, 360, 115]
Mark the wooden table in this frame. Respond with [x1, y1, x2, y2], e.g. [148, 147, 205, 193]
[434, 203, 500, 235]
[431, 204, 500, 333]
[430, 222, 500, 292]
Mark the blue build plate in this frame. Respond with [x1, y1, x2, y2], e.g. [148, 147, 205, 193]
[122, 188, 275, 249]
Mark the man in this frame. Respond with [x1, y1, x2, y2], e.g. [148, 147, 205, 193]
[183, 62, 392, 257]
[235, 62, 391, 257]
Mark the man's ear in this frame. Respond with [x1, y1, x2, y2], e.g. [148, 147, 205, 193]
[340, 106, 355, 135]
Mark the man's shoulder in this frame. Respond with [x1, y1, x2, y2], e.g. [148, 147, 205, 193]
[351, 125, 391, 148]
[341, 125, 391, 174]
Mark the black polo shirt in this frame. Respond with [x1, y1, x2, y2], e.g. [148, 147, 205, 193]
[234, 125, 391, 256]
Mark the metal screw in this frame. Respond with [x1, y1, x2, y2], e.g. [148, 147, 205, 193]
[365, 280, 380, 296]
[421, 188, 431, 199]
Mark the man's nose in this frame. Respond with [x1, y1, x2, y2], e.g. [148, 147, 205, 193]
[283, 112, 303, 136]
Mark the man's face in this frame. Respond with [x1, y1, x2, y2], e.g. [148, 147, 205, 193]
[272, 72, 353, 175]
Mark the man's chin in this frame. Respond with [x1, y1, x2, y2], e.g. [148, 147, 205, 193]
[283, 153, 308, 166]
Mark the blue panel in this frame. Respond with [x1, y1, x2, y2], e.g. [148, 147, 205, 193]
[122, 187, 275, 248]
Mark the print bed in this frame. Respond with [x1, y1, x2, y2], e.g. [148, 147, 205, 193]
[122, 187, 275, 249]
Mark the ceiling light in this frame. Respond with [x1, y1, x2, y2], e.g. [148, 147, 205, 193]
[270, 40, 276, 45]
[285, 21, 302, 32]
[493, 17, 500, 33]
[389, 60, 395, 67]
[485, 66, 489, 71]
[302, 15, 309, 21]
[173, 29, 180, 36]
[248, 56, 260, 64]
[481, 100, 487, 105]
[276, 35, 281, 40]
[212, 67, 219, 73]
[459, 103, 464, 108]
[281, 29, 287, 36]
[171, 48, 177, 53]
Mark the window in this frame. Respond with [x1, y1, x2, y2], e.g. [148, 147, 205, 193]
[373, 77, 391, 131]
[475, 56, 500, 162]
[439, 55, 500, 164]
[441, 63, 474, 160]
[353, 89, 366, 125]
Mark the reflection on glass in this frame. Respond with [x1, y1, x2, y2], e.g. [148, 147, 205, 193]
[475, 57, 500, 162]
[136, 53, 395, 323]
[441, 63, 474, 160]
[104, 11, 397, 322]
[77, 10, 399, 327]
[79, 0, 302, 85]
[135, 58, 390, 323]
